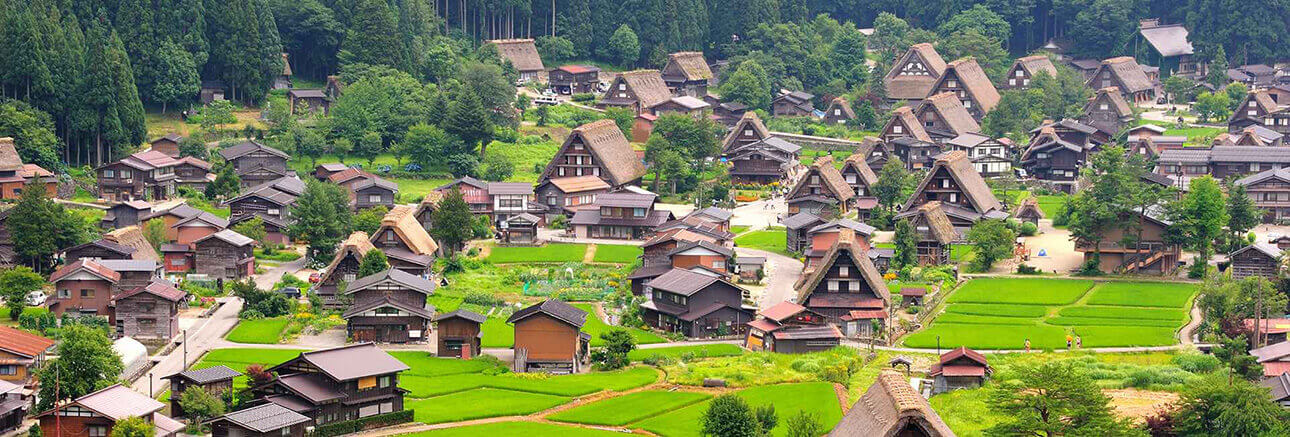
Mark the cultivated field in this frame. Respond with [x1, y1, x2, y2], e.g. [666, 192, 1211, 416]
[903, 278, 1197, 350]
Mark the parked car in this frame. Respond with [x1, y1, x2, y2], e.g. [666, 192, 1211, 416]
[533, 95, 559, 106]
[309, 272, 322, 283]
[26, 291, 46, 306]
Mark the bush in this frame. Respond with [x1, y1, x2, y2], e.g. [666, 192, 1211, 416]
[1172, 353, 1222, 373]
[1019, 222, 1038, 236]
[1015, 264, 1040, 275]
[462, 291, 505, 307]
[571, 93, 596, 102]
[310, 410, 414, 437]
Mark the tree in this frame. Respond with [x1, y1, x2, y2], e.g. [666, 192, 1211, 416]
[179, 386, 226, 426]
[459, 62, 517, 127]
[404, 123, 457, 169]
[292, 125, 328, 167]
[447, 154, 479, 177]
[607, 25, 641, 67]
[0, 267, 43, 320]
[0, 100, 62, 172]
[430, 188, 474, 253]
[356, 248, 390, 277]
[178, 137, 209, 160]
[1226, 183, 1261, 245]
[1212, 334, 1264, 380]
[338, 0, 403, 68]
[535, 36, 576, 63]
[8, 184, 86, 270]
[702, 394, 760, 437]
[936, 30, 1010, 81]
[1225, 83, 1249, 112]
[1066, 146, 1140, 273]
[355, 131, 384, 166]
[150, 41, 200, 114]
[109, 416, 154, 437]
[1169, 176, 1228, 273]
[232, 216, 269, 247]
[937, 5, 1011, 44]
[869, 13, 910, 62]
[443, 91, 494, 157]
[353, 205, 388, 235]
[36, 324, 124, 410]
[1031, 67, 1093, 120]
[326, 69, 433, 145]
[892, 219, 918, 272]
[1162, 75, 1195, 103]
[872, 158, 910, 214]
[966, 219, 1017, 272]
[1206, 45, 1229, 88]
[985, 360, 1144, 436]
[144, 219, 167, 253]
[1193, 91, 1232, 122]
[718, 61, 771, 111]
[784, 411, 822, 437]
[595, 329, 635, 370]
[982, 89, 1042, 141]
[289, 180, 353, 262]
[1169, 374, 1290, 436]
[205, 162, 241, 200]
[481, 153, 515, 181]
[1069, 0, 1135, 59]
[754, 405, 777, 434]
[604, 107, 636, 138]
[1197, 276, 1287, 343]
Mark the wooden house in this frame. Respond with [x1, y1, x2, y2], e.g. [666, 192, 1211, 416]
[744, 301, 841, 354]
[927, 57, 1000, 120]
[96, 150, 179, 201]
[101, 225, 162, 266]
[370, 205, 439, 274]
[173, 211, 229, 246]
[549, 65, 600, 94]
[342, 269, 436, 343]
[206, 402, 313, 437]
[721, 114, 801, 184]
[640, 268, 753, 338]
[1002, 55, 1057, 90]
[316, 232, 375, 309]
[898, 151, 1006, 226]
[252, 343, 410, 425]
[1137, 19, 1203, 78]
[735, 257, 765, 282]
[353, 177, 399, 210]
[218, 141, 292, 189]
[193, 229, 255, 280]
[63, 239, 138, 264]
[488, 39, 544, 82]
[99, 200, 153, 229]
[1266, 372, 1290, 407]
[828, 370, 956, 437]
[889, 137, 943, 171]
[1074, 206, 1180, 274]
[712, 101, 750, 126]
[434, 310, 486, 359]
[35, 384, 184, 437]
[660, 52, 713, 97]
[485, 182, 541, 225]
[929, 346, 991, 394]
[793, 229, 890, 335]
[598, 70, 672, 115]
[945, 133, 1011, 177]
[507, 299, 590, 373]
[570, 192, 673, 240]
[141, 203, 203, 242]
[314, 163, 349, 181]
[149, 133, 183, 157]
[1015, 198, 1044, 225]
[111, 279, 186, 340]
[1236, 167, 1290, 223]
[899, 287, 927, 306]
[649, 95, 710, 117]
[1246, 318, 1290, 345]
[771, 90, 815, 117]
[0, 210, 14, 267]
[629, 228, 734, 293]
[163, 365, 240, 417]
[200, 80, 226, 104]
[822, 97, 856, 125]
[174, 156, 215, 191]
[228, 177, 304, 245]
[1229, 242, 1283, 280]
[49, 259, 123, 319]
[1081, 87, 1135, 136]
[535, 175, 611, 218]
[414, 191, 443, 233]
[799, 219, 876, 268]
[1233, 126, 1286, 147]
[434, 177, 490, 215]
[0, 326, 54, 387]
[786, 156, 855, 219]
[160, 243, 194, 273]
[0, 379, 28, 434]
[274, 53, 293, 89]
[538, 119, 646, 189]
[901, 201, 958, 265]
[500, 213, 540, 244]
[1250, 340, 1290, 379]
[1086, 57, 1156, 104]
[884, 43, 948, 104]
[1021, 120, 1105, 193]
[1229, 90, 1290, 137]
[782, 212, 826, 255]
[880, 93, 981, 146]
[855, 137, 892, 174]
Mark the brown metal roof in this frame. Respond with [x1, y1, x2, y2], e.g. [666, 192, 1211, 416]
[0, 326, 54, 358]
[507, 299, 588, 328]
[50, 258, 121, 283]
[545, 175, 611, 193]
[113, 278, 187, 303]
[294, 343, 411, 381]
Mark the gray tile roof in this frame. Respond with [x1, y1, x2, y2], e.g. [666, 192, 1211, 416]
[168, 365, 241, 384]
[1156, 148, 1212, 164]
[343, 268, 436, 295]
[645, 267, 725, 296]
[295, 343, 410, 381]
[507, 299, 587, 328]
[1211, 146, 1290, 163]
[211, 402, 311, 433]
[433, 309, 487, 324]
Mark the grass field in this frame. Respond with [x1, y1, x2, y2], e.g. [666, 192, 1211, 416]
[591, 244, 642, 264]
[905, 279, 1197, 350]
[634, 382, 843, 437]
[407, 388, 571, 424]
[405, 422, 628, 436]
[480, 317, 515, 347]
[487, 243, 588, 263]
[548, 390, 712, 425]
[399, 366, 660, 398]
[627, 344, 745, 362]
[1036, 195, 1068, 219]
[225, 317, 290, 344]
[734, 228, 788, 256]
[572, 303, 667, 346]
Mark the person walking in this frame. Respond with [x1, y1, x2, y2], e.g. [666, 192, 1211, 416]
[1075, 335, 1082, 349]
[1066, 334, 1073, 350]
[1024, 338, 1031, 352]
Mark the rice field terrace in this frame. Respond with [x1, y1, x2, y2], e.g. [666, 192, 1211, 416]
[903, 278, 1198, 350]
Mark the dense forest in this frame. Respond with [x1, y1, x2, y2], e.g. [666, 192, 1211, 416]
[0, 0, 1287, 170]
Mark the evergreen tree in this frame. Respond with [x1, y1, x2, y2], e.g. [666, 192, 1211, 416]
[892, 219, 917, 271]
[107, 27, 147, 149]
[0, 3, 54, 101]
[150, 40, 199, 114]
[701, 394, 760, 437]
[986, 360, 1142, 436]
[205, 162, 241, 200]
[114, 0, 157, 102]
[8, 185, 86, 270]
[1170, 375, 1290, 436]
[356, 248, 389, 277]
[430, 188, 474, 253]
[289, 180, 353, 262]
[872, 158, 910, 214]
[717, 61, 771, 111]
[607, 25, 640, 67]
[339, 0, 404, 68]
[352, 205, 387, 235]
[1226, 183, 1260, 244]
[252, 0, 284, 100]
[443, 91, 493, 157]
[206, 0, 262, 101]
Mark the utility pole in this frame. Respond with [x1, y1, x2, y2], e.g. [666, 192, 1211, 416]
[183, 329, 189, 369]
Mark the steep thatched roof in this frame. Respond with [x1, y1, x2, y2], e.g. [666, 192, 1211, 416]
[824, 97, 856, 119]
[828, 370, 956, 436]
[885, 106, 932, 142]
[103, 225, 161, 264]
[919, 93, 981, 136]
[902, 151, 1002, 215]
[0, 138, 23, 172]
[1090, 57, 1154, 94]
[721, 112, 772, 152]
[884, 43, 947, 100]
[374, 205, 438, 255]
[663, 52, 713, 81]
[544, 119, 646, 187]
[788, 156, 855, 204]
[938, 58, 999, 113]
[487, 38, 544, 72]
[793, 228, 889, 305]
[608, 70, 672, 109]
[1012, 55, 1057, 77]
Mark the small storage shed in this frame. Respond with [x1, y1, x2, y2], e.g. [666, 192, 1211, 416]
[929, 346, 991, 394]
[434, 310, 486, 359]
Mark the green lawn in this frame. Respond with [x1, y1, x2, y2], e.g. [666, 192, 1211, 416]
[572, 303, 667, 346]
[225, 317, 290, 344]
[1085, 281, 1198, 308]
[407, 388, 571, 424]
[1140, 119, 1226, 145]
[947, 278, 1093, 305]
[398, 366, 659, 398]
[192, 348, 305, 390]
[928, 387, 1006, 437]
[905, 279, 1195, 350]
[481, 317, 515, 348]
[591, 244, 642, 264]
[1036, 195, 1068, 219]
[634, 382, 843, 437]
[404, 422, 629, 437]
[627, 344, 746, 362]
[548, 390, 712, 425]
[734, 228, 789, 256]
[387, 352, 498, 377]
[488, 243, 588, 263]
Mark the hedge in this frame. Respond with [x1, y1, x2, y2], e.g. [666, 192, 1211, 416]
[308, 409, 414, 437]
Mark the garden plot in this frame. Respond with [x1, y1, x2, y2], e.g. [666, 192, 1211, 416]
[905, 279, 1197, 350]
[548, 390, 712, 425]
[225, 317, 289, 344]
[633, 382, 843, 437]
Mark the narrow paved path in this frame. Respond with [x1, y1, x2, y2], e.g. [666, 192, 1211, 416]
[737, 247, 803, 310]
[132, 297, 242, 397]
[1179, 299, 1204, 346]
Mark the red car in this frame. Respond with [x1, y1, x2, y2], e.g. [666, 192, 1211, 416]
[309, 272, 322, 283]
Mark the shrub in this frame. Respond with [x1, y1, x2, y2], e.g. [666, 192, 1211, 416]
[1172, 353, 1222, 373]
[571, 93, 596, 102]
[462, 291, 505, 307]
[310, 410, 414, 437]
[1019, 222, 1038, 236]
[1015, 264, 1040, 275]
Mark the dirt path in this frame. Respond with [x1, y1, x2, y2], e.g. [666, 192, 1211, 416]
[583, 244, 598, 263]
[1179, 297, 1204, 345]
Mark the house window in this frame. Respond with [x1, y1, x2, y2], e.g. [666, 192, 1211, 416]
[828, 280, 838, 291]
[369, 194, 382, 203]
[619, 83, 626, 91]
[947, 80, 958, 88]
[103, 169, 115, 178]
[138, 318, 155, 327]
[0, 365, 15, 375]
[80, 289, 94, 298]
[1099, 103, 1108, 111]
[1022, 79, 1029, 86]
[1009, 78, 1017, 86]
[379, 376, 392, 388]
[375, 307, 399, 315]
[633, 208, 646, 217]
[267, 208, 279, 215]
[121, 170, 131, 178]
[713, 260, 725, 270]
[386, 231, 396, 241]
[88, 427, 107, 437]
[893, 125, 903, 134]
[358, 376, 377, 390]
[548, 196, 558, 206]
[58, 289, 70, 298]
[839, 266, 849, 277]
[1015, 70, 1025, 77]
